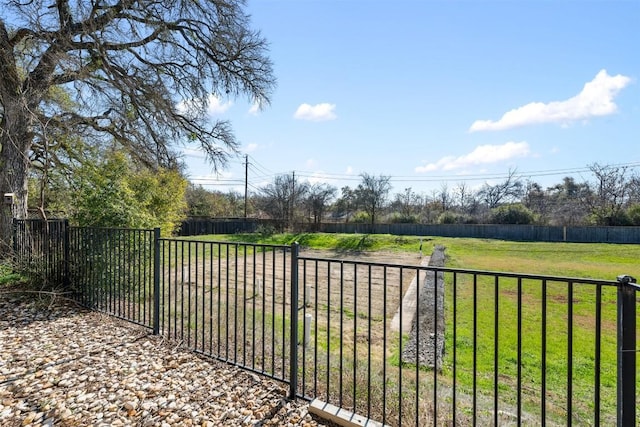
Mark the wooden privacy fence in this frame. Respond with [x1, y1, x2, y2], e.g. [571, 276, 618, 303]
[178, 218, 640, 244]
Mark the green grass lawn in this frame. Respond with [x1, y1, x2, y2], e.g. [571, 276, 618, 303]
[10, 231, 637, 424]
[0, 262, 22, 286]
[195, 232, 640, 280]
[193, 232, 639, 424]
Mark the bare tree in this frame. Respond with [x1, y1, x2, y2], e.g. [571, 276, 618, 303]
[546, 176, 591, 225]
[257, 174, 308, 228]
[627, 175, 640, 205]
[0, 0, 275, 246]
[354, 173, 391, 224]
[437, 183, 451, 212]
[583, 163, 633, 225]
[454, 182, 468, 211]
[332, 186, 357, 222]
[304, 183, 336, 225]
[478, 169, 523, 209]
[391, 187, 422, 219]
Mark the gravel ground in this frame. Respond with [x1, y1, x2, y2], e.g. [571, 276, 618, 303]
[0, 290, 327, 427]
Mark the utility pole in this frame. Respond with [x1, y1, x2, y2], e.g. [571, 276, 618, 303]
[291, 171, 295, 228]
[244, 155, 248, 219]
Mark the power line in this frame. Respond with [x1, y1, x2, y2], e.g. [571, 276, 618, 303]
[247, 164, 277, 180]
[292, 161, 640, 184]
[193, 182, 245, 187]
[247, 182, 262, 192]
[247, 155, 276, 176]
[190, 160, 640, 189]
[190, 178, 245, 184]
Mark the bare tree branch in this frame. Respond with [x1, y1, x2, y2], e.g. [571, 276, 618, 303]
[0, 0, 275, 244]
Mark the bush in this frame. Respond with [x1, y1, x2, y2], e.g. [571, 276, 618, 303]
[388, 212, 418, 223]
[627, 204, 640, 226]
[587, 208, 630, 226]
[351, 211, 371, 224]
[490, 204, 535, 225]
[0, 262, 22, 286]
[437, 211, 473, 224]
[255, 223, 277, 238]
[71, 152, 187, 235]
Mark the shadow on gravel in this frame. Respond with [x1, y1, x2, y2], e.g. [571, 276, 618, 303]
[0, 284, 87, 329]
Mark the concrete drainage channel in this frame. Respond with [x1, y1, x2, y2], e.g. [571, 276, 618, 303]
[312, 246, 446, 427]
[309, 399, 387, 427]
[401, 245, 446, 370]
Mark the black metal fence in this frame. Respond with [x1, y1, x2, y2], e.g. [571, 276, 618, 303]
[157, 238, 295, 384]
[293, 256, 640, 426]
[12, 219, 68, 287]
[11, 220, 640, 426]
[68, 226, 156, 328]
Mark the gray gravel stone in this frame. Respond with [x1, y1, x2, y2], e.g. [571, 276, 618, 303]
[401, 245, 446, 370]
[0, 293, 325, 426]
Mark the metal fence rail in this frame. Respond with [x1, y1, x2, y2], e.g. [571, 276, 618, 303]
[12, 218, 68, 287]
[11, 220, 639, 426]
[67, 226, 155, 328]
[157, 238, 294, 382]
[294, 255, 628, 426]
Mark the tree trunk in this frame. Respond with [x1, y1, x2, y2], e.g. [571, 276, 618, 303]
[0, 112, 31, 251]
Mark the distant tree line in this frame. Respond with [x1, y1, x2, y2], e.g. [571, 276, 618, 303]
[183, 164, 640, 229]
[26, 159, 640, 236]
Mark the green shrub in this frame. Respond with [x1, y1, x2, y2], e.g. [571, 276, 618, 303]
[627, 204, 640, 225]
[388, 212, 418, 223]
[0, 262, 22, 286]
[255, 223, 277, 238]
[489, 204, 535, 224]
[438, 211, 473, 224]
[71, 152, 187, 235]
[351, 211, 371, 223]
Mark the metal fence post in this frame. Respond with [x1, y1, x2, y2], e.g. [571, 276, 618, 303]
[289, 242, 299, 399]
[11, 218, 17, 267]
[616, 274, 637, 426]
[153, 228, 161, 335]
[63, 219, 70, 290]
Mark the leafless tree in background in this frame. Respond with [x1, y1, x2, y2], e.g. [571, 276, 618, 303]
[355, 173, 391, 224]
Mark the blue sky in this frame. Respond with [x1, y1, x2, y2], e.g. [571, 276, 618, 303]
[185, 0, 640, 197]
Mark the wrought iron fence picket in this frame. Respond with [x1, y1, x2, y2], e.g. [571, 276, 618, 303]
[10, 220, 639, 426]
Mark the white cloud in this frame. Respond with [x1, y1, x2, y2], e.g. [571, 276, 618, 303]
[345, 166, 354, 175]
[307, 171, 332, 185]
[244, 143, 258, 153]
[176, 100, 195, 117]
[207, 94, 233, 115]
[248, 101, 261, 116]
[470, 70, 631, 132]
[415, 141, 530, 173]
[304, 169, 355, 185]
[293, 103, 337, 121]
[177, 94, 233, 117]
